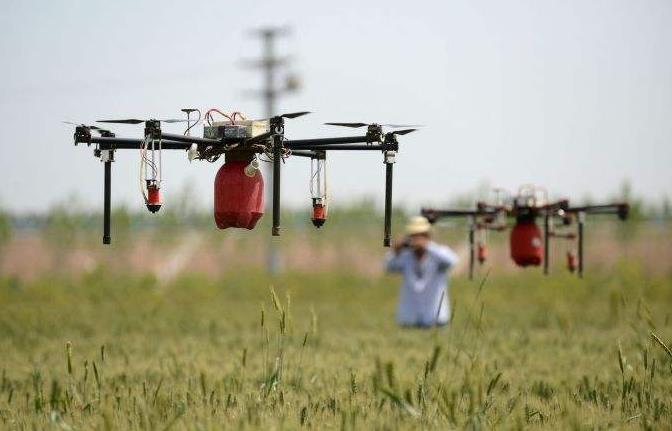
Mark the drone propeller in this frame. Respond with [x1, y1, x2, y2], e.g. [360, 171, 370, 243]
[63, 121, 113, 135]
[324, 122, 419, 137]
[388, 128, 418, 136]
[256, 111, 311, 122]
[63, 121, 103, 130]
[278, 111, 310, 119]
[324, 122, 423, 129]
[324, 122, 369, 128]
[96, 118, 190, 125]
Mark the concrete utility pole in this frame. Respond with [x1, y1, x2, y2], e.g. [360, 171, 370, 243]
[243, 27, 300, 274]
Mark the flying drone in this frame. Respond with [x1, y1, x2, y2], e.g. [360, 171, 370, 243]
[421, 185, 629, 279]
[66, 109, 418, 247]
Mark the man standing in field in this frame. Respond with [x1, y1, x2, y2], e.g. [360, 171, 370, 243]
[385, 216, 459, 328]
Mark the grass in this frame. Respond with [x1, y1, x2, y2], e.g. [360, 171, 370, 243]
[0, 263, 671, 429]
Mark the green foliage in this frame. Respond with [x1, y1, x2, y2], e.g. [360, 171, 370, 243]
[43, 197, 89, 247]
[110, 204, 131, 239]
[0, 205, 11, 247]
[0, 266, 670, 429]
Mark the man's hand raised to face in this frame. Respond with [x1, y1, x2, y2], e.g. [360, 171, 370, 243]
[392, 236, 409, 253]
[409, 234, 431, 255]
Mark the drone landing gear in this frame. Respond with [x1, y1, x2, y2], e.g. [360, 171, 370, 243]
[383, 152, 394, 247]
[577, 211, 585, 278]
[468, 217, 475, 280]
[101, 149, 114, 245]
[271, 121, 283, 237]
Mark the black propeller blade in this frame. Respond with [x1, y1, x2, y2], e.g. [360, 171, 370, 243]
[389, 128, 418, 136]
[63, 121, 112, 135]
[257, 111, 311, 121]
[279, 111, 310, 119]
[324, 122, 369, 128]
[63, 121, 103, 130]
[96, 118, 191, 125]
[325, 122, 423, 129]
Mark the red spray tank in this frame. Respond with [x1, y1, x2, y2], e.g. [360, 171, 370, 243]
[214, 157, 264, 230]
[510, 220, 543, 266]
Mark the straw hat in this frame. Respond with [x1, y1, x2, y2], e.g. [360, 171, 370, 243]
[405, 216, 432, 235]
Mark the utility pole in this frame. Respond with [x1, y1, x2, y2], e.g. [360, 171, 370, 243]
[243, 27, 301, 274]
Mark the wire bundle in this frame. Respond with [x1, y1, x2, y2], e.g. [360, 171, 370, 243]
[139, 136, 161, 203]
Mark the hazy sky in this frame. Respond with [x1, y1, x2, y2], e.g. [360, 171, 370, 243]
[1, 0, 670, 213]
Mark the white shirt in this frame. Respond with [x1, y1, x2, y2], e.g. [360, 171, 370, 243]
[385, 242, 459, 326]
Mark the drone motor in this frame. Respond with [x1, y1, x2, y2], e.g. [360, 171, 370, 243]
[566, 251, 578, 273]
[146, 182, 161, 213]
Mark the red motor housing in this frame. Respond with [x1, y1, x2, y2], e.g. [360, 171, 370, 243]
[566, 251, 577, 273]
[214, 160, 264, 230]
[146, 183, 161, 213]
[510, 220, 543, 267]
[311, 199, 327, 228]
[477, 242, 488, 264]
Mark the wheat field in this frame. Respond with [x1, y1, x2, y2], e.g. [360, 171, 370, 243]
[1, 257, 671, 429]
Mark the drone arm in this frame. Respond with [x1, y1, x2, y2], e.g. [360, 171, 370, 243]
[285, 136, 369, 148]
[421, 208, 493, 222]
[541, 199, 570, 212]
[91, 137, 192, 150]
[287, 144, 387, 151]
[160, 132, 221, 146]
[566, 203, 629, 220]
[290, 150, 322, 158]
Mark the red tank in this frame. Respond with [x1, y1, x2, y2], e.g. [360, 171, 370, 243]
[566, 251, 577, 273]
[510, 221, 543, 266]
[214, 160, 264, 230]
[477, 242, 488, 264]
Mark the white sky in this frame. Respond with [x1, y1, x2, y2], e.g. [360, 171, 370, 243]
[1, 0, 670, 213]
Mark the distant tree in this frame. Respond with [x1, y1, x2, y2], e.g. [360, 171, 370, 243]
[0, 203, 11, 248]
[617, 180, 644, 220]
[661, 195, 671, 221]
[44, 195, 87, 247]
[111, 204, 132, 245]
[613, 179, 642, 242]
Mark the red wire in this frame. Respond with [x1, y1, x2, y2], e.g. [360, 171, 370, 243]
[204, 109, 234, 125]
[231, 111, 246, 121]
